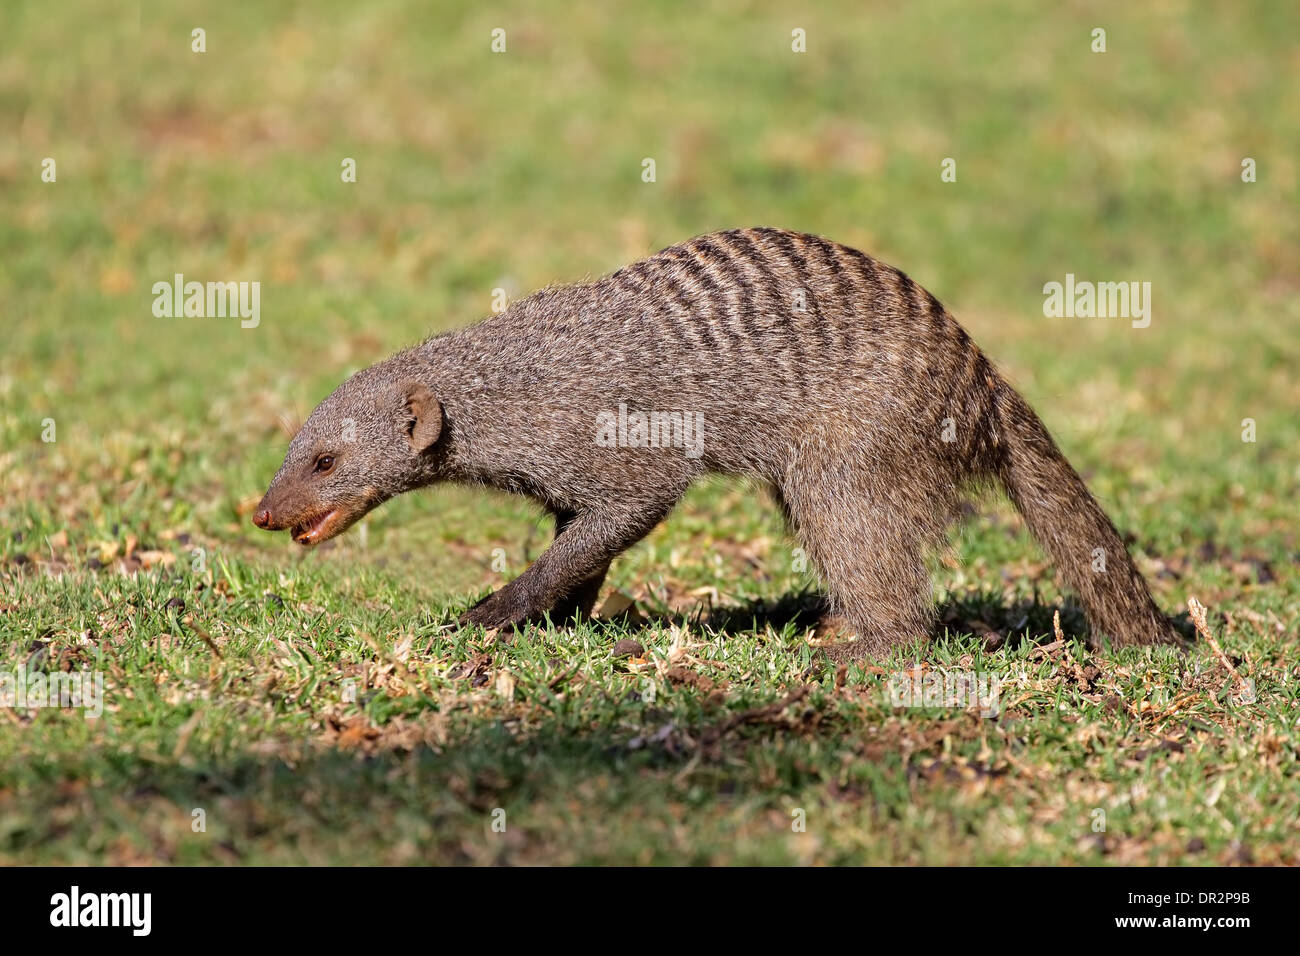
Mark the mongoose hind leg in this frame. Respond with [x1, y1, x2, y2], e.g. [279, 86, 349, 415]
[459, 501, 672, 632]
[780, 470, 939, 662]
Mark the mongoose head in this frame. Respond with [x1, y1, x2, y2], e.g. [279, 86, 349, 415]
[253, 360, 444, 546]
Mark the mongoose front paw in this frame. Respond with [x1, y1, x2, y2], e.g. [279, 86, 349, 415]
[459, 590, 530, 630]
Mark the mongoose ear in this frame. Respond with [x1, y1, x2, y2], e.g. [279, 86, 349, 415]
[401, 383, 442, 453]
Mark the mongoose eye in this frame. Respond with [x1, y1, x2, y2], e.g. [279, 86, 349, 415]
[314, 454, 335, 474]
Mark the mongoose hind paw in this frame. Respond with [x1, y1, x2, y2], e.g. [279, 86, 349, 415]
[814, 614, 931, 664]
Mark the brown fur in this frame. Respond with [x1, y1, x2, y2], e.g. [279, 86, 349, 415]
[254, 227, 1181, 659]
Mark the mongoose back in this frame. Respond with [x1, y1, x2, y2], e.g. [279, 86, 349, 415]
[254, 227, 1180, 660]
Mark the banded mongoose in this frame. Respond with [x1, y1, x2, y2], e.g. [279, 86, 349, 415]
[254, 227, 1180, 660]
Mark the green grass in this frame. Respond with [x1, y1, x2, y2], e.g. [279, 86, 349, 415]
[1, 0, 1297, 864]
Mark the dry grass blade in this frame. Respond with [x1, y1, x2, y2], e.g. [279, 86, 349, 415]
[185, 619, 224, 660]
[1188, 596, 1249, 694]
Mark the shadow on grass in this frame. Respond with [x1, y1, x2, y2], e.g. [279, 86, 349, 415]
[595, 587, 1196, 654]
[7, 690, 862, 864]
[6, 596, 1193, 863]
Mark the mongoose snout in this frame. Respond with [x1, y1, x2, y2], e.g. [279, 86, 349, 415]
[253, 502, 344, 545]
[254, 227, 1182, 661]
[255, 377, 442, 546]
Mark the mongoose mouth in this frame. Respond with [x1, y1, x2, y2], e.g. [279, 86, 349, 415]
[292, 510, 341, 546]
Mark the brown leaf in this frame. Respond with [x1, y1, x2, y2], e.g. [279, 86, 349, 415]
[448, 653, 492, 686]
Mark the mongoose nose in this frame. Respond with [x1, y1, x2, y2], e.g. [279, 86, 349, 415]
[253, 509, 274, 529]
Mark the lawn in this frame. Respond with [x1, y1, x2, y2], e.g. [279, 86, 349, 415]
[1, 0, 1296, 864]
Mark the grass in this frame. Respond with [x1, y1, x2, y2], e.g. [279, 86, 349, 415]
[1, 0, 1297, 864]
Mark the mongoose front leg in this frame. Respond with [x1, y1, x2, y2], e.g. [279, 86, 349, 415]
[548, 510, 610, 622]
[459, 504, 667, 631]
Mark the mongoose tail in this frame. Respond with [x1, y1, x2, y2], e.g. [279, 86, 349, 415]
[991, 380, 1182, 648]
